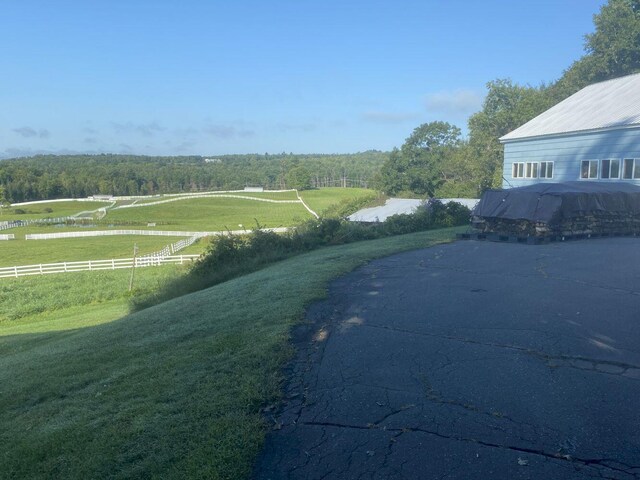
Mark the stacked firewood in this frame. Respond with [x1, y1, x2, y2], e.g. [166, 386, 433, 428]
[472, 212, 640, 237]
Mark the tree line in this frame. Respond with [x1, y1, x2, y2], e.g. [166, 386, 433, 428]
[375, 0, 640, 197]
[0, 152, 387, 202]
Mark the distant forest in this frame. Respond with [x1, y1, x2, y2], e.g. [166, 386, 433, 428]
[0, 152, 387, 202]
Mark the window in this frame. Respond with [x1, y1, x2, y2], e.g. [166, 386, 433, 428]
[623, 159, 640, 179]
[540, 161, 554, 179]
[525, 162, 538, 178]
[601, 159, 620, 179]
[512, 162, 525, 178]
[581, 160, 598, 179]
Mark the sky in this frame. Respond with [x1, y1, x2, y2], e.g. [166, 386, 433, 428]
[0, 0, 607, 158]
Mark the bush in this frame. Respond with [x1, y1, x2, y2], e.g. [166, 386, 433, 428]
[13, 208, 26, 214]
[131, 201, 471, 310]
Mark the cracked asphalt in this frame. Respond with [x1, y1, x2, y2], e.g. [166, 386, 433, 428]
[253, 238, 640, 479]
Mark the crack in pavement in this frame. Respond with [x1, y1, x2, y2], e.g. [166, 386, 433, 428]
[361, 323, 640, 378]
[299, 421, 640, 479]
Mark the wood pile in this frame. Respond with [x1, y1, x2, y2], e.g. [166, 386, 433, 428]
[472, 212, 640, 238]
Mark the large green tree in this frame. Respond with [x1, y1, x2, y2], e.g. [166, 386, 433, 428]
[550, 0, 640, 100]
[467, 79, 552, 190]
[376, 121, 461, 196]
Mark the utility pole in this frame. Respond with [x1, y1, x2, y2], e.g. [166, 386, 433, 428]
[128, 243, 139, 291]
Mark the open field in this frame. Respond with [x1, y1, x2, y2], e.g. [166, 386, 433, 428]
[299, 187, 373, 214]
[0, 265, 186, 334]
[0, 227, 462, 480]
[0, 235, 191, 267]
[1, 188, 375, 271]
[104, 197, 310, 230]
[126, 190, 300, 205]
[1, 201, 110, 221]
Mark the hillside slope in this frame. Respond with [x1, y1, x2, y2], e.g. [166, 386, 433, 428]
[0, 227, 460, 479]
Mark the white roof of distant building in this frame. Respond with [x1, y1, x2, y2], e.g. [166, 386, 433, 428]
[500, 72, 640, 142]
[347, 198, 479, 222]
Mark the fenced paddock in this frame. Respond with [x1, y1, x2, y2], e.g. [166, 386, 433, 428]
[25, 227, 290, 240]
[0, 255, 200, 279]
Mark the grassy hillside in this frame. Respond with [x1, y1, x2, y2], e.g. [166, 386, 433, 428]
[0, 227, 462, 480]
[2, 189, 376, 268]
[1, 201, 110, 221]
[104, 197, 310, 230]
[298, 187, 373, 215]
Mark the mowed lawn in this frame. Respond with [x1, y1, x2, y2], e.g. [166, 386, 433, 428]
[105, 197, 312, 230]
[129, 190, 300, 205]
[0, 235, 191, 267]
[0, 227, 462, 480]
[299, 187, 375, 214]
[1, 201, 110, 221]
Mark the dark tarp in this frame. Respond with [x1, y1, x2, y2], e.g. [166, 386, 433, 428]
[473, 182, 640, 223]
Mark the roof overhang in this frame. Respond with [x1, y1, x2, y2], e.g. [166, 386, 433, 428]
[499, 123, 640, 144]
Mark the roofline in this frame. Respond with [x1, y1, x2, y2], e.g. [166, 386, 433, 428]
[500, 123, 640, 144]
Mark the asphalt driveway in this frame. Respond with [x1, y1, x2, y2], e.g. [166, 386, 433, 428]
[254, 238, 640, 479]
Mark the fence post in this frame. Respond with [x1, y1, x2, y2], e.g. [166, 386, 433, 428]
[112, 259, 115, 269]
[14, 266, 18, 278]
[39, 264, 43, 274]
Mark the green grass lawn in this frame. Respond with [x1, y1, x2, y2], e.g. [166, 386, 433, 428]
[299, 187, 375, 214]
[1, 201, 110, 221]
[2, 189, 373, 269]
[132, 190, 301, 203]
[0, 236, 189, 267]
[0, 227, 462, 480]
[104, 197, 311, 230]
[0, 265, 184, 328]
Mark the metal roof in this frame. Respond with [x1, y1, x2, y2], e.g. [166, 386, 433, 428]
[500, 72, 640, 142]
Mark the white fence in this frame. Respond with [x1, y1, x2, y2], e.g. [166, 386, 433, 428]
[113, 194, 302, 209]
[0, 255, 200, 279]
[25, 227, 290, 240]
[0, 234, 15, 240]
[1, 217, 77, 231]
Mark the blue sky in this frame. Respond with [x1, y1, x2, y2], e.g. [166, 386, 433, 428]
[0, 0, 606, 158]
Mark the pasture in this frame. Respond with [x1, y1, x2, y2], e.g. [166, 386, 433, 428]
[1, 188, 375, 270]
[104, 196, 309, 230]
[299, 187, 373, 214]
[1, 200, 110, 221]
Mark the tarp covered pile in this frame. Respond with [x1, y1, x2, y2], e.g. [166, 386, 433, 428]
[472, 182, 640, 237]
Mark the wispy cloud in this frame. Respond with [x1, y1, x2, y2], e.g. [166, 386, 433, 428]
[111, 121, 165, 137]
[361, 111, 420, 124]
[424, 89, 484, 115]
[203, 124, 255, 139]
[12, 126, 50, 138]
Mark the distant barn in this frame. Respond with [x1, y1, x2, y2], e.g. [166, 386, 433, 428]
[500, 72, 640, 187]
